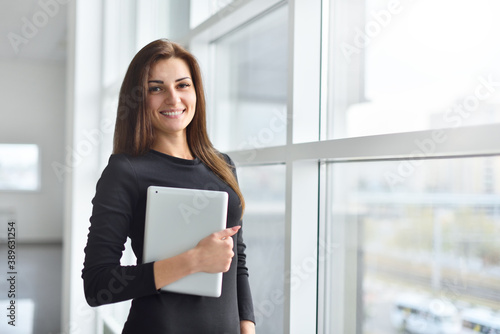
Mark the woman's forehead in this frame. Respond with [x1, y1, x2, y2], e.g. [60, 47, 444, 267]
[148, 58, 191, 80]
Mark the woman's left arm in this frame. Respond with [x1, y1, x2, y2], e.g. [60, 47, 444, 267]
[224, 153, 256, 331]
[236, 225, 256, 332]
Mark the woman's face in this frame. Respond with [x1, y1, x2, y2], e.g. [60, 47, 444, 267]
[146, 57, 196, 140]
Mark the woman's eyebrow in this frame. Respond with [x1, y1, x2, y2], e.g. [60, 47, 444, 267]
[147, 77, 191, 84]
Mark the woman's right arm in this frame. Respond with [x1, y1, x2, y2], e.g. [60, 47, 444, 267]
[82, 155, 158, 306]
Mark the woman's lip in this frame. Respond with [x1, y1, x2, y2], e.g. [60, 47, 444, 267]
[160, 109, 185, 117]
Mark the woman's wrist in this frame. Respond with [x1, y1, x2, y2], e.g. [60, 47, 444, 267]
[240, 320, 255, 334]
[183, 247, 200, 275]
[153, 249, 199, 290]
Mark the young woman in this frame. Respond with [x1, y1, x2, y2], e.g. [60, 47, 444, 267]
[82, 39, 255, 333]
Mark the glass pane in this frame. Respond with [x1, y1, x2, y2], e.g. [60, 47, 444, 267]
[324, 157, 500, 333]
[102, 0, 137, 88]
[0, 144, 40, 191]
[327, 0, 500, 139]
[190, 0, 237, 28]
[210, 5, 288, 152]
[238, 164, 286, 333]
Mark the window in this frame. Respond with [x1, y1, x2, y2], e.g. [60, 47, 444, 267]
[320, 1, 500, 332]
[210, 4, 288, 152]
[327, 0, 500, 139]
[238, 164, 286, 333]
[322, 157, 500, 333]
[0, 144, 40, 191]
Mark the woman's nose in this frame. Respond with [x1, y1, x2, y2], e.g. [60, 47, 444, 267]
[164, 88, 180, 105]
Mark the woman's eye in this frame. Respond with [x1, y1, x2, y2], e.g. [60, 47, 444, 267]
[178, 83, 191, 89]
[148, 86, 161, 93]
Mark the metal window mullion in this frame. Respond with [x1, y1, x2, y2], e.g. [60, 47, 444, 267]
[229, 123, 500, 166]
[285, 0, 323, 333]
[283, 0, 294, 329]
[316, 159, 331, 334]
[319, 0, 330, 142]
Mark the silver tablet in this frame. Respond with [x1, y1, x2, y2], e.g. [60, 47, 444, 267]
[143, 186, 229, 297]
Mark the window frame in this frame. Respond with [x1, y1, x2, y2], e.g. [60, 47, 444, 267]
[185, 0, 500, 333]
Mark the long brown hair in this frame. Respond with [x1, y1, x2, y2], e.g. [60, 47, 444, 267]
[113, 39, 245, 215]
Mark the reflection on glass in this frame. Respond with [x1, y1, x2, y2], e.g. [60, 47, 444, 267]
[0, 144, 40, 191]
[326, 157, 500, 334]
[238, 164, 286, 333]
[211, 5, 288, 152]
[328, 0, 500, 139]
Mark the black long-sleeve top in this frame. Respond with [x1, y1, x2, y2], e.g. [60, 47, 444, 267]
[82, 150, 254, 333]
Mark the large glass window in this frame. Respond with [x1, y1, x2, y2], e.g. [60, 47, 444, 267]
[210, 4, 288, 152]
[327, 0, 500, 139]
[0, 144, 40, 191]
[323, 156, 500, 333]
[238, 164, 286, 333]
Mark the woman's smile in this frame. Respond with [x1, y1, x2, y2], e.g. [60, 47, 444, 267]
[160, 108, 186, 118]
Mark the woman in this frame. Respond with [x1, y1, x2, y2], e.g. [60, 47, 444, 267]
[82, 39, 256, 333]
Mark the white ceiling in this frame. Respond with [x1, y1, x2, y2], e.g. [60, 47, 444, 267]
[0, 0, 67, 62]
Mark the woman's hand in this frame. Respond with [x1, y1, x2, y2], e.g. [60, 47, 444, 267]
[240, 320, 256, 334]
[192, 226, 241, 273]
[153, 226, 240, 290]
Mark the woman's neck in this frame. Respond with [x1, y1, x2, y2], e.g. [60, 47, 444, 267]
[152, 134, 194, 160]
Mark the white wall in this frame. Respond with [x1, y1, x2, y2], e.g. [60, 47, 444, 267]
[0, 59, 65, 242]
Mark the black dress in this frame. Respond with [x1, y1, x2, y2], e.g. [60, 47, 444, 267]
[82, 150, 255, 333]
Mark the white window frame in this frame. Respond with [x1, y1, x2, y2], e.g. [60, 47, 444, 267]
[184, 1, 500, 333]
